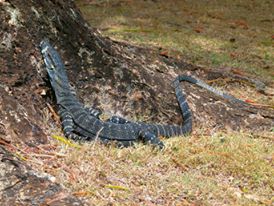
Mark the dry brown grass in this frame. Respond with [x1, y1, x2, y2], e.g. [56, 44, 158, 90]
[13, 129, 273, 205]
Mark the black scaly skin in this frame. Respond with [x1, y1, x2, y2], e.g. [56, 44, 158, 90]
[40, 40, 245, 148]
[40, 39, 192, 148]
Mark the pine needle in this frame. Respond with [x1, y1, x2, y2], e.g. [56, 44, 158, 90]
[51, 135, 81, 149]
[15, 152, 27, 161]
[73, 190, 95, 197]
[105, 184, 130, 191]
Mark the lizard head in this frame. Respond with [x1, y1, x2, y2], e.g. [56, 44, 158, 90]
[40, 39, 70, 93]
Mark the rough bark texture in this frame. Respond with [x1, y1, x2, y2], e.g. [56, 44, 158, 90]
[0, 146, 83, 205]
[0, 0, 273, 204]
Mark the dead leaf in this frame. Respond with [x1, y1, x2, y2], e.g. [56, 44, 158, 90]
[130, 91, 143, 101]
[231, 68, 246, 76]
[194, 26, 204, 33]
[230, 52, 238, 59]
[160, 51, 169, 58]
[230, 20, 249, 29]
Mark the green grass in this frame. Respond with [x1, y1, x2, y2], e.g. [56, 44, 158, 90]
[76, 0, 274, 81]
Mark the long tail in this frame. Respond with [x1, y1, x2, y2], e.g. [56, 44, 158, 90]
[172, 76, 193, 131]
[176, 75, 246, 104]
[144, 77, 193, 138]
[160, 74, 246, 137]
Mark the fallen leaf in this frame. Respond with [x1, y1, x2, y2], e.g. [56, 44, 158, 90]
[230, 52, 238, 58]
[230, 20, 249, 29]
[231, 68, 246, 75]
[194, 26, 204, 33]
[160, 51, 169, 58]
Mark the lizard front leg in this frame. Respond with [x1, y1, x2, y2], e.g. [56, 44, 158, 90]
[139, 131, 164, 149]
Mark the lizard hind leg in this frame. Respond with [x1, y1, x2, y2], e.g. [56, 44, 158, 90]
[59, 108, 88, 141]
[139, 131, 165, 149]
[85, 107, 102, 119]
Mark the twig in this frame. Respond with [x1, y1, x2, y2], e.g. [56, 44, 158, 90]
[45, 192, 70, 205]
[46, 102, 60, 123]
[91, 127, 104, 150]
[30, 153, 66, 158]
[0, 139, 10, 146]
[244, 100, 274, 109]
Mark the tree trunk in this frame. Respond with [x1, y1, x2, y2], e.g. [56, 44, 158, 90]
[0, 0, 273, 204]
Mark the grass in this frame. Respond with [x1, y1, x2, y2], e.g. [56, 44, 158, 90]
[42, 0, 273, 205]
[75, 0, 274, 107]
[9, 1, 274, 205]
[14, 103, 273, 205]
[19, 130, 273, 205]
[76, 0, 274, 81]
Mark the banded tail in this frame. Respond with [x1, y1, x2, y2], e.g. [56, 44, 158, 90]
[168, 74, 247, 137]
[176, 75, 246, 104]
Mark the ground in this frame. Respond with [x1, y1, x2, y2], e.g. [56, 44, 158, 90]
[77, 0, 274, 83]
[0, 0, 273, 205]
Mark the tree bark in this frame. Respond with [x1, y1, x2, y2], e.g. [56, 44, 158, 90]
[0, 0, 273, 204]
